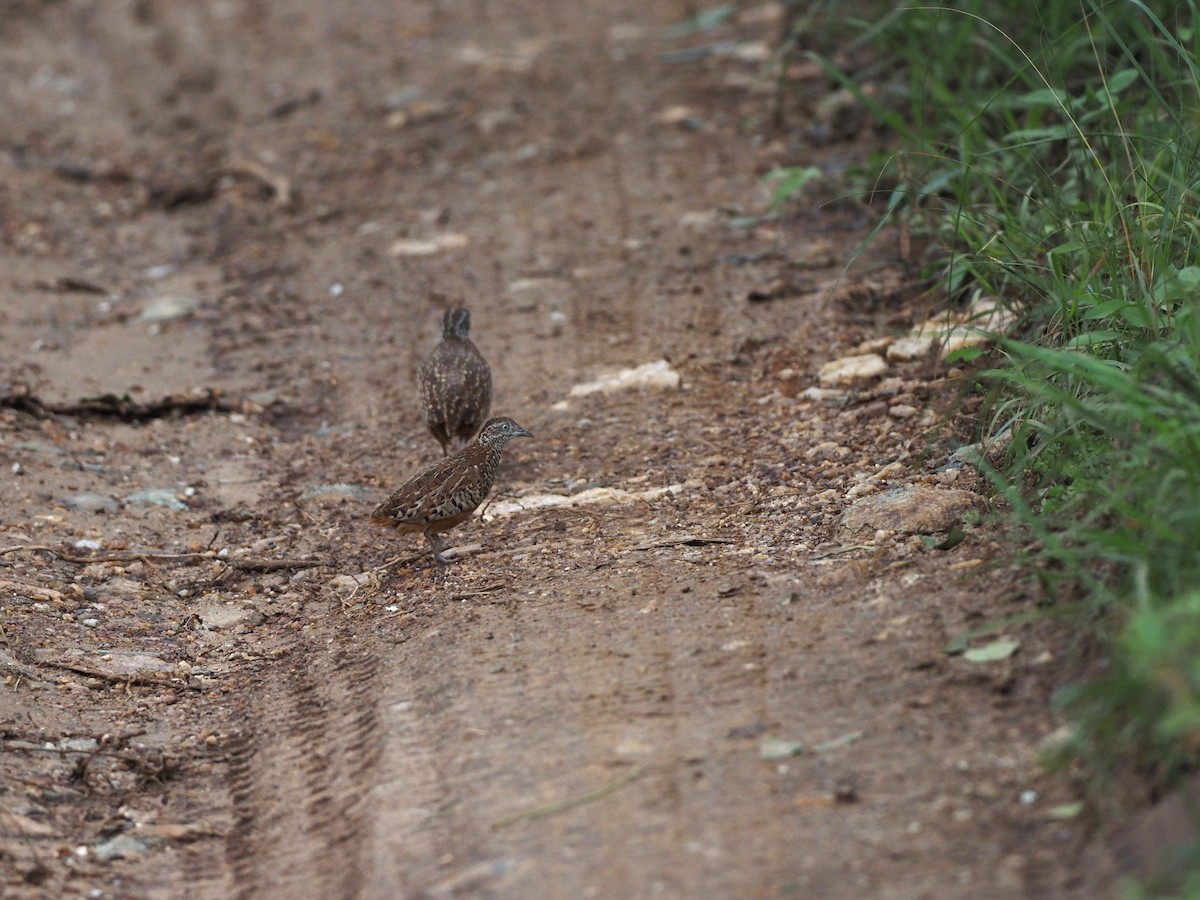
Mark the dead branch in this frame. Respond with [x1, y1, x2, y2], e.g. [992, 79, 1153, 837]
[230, 557, 330, 572]
[0, 545, 329, 572]
[36, 659, 200, 691]
[0, 386, 246, 423]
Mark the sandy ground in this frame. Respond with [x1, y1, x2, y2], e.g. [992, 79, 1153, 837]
[0, 2, 1106, 897]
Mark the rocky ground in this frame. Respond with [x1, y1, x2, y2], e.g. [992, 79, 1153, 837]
[0, 1, 1118, 897]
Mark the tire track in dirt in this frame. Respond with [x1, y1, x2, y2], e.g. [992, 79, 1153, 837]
[212, 4, 783, 895]
[0, 0, 1090, 895]
[223, 630, 386, 900]
[330, 553, 799, 898]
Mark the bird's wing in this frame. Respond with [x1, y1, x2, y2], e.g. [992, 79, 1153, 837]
[371, 455, 479, 524]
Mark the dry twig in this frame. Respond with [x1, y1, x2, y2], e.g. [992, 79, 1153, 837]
[492, 763, 648, 829]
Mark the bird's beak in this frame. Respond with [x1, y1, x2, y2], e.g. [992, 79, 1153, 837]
[514, 427, 533, 438]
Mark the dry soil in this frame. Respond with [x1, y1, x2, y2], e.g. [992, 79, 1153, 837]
[0, 2, 1104, 898]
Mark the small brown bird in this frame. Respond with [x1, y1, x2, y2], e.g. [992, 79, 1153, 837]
[419, 307, 493, 455]
[371, 416, 532, 564]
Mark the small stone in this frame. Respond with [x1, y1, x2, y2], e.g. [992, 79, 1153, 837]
[299, 483, 376, 501]
[760, 738, 806, 760]
[952, 429, 1014, 469]
[93, 834, 150, 861]
[484, 482, 689, 519]
[124, 489, 189, 511]
[892, 296, 1018, 362]
[678, 210, 716, 228]
[801, 386, 849, 403]
[656, 105, 699, 125]
[194, 601, 266, 631]
[331, 573, 372, 593]
[61, 738, 99, 751]
[384, 85, 425, 109]
[972, 780, 1001, 800]
[818, 353, 887, 385]
[568, 360, 681, 397]
[850, 337, 893, 355]
[45, 651, 174, 681]
[388, 233, 469, 256]
[845, 482, 877, 499]
[98, 577, 145, 598]
[63, 492, 120, 514]
[614, 738, 653, 758]
[886, 336, 935, 362]
[888, 404, 918, 419]
[505, 276, 570, 300]
[839, 486, 985, 536]
[145, 263, 175, 280]
[137, 295, 199, 323]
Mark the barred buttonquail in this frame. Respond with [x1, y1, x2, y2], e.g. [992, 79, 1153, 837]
[370, 416, 532, 564]
[419, 307, 492, 456]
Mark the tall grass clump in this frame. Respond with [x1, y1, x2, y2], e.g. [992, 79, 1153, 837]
[808, 0, 1200, 807]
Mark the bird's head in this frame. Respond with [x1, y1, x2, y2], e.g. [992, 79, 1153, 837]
[477, 416, 533, 446]
[442, 307, 472, 339]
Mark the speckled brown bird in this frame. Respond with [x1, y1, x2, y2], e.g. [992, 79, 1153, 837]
[370, 416, 532, 564]
[418, 307, 493, 456]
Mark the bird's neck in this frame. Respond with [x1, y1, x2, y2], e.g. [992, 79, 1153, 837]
[467, 439, 505, 467]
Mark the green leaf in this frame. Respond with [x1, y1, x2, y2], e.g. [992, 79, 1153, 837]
[1116, 303, 1155, 329]
[1016, 87, 1068, 107]
[1080, 297, 1130, 321]
[1178, 267, 1200, 290]
[813, 731, 863, 753]
[759, 738, 806, 760]
[963, 637, 1020, 663]
[946, 345, 987, 364]
[660, 5, 734, 39]
[1062, 330, 1124, 350]
[1045, 801, 1084, 820]
[764, 166, 823, 210]
[1105, 68, 1139, 94]
[935, 526, 966, 550]
[943, 612, 1041, 655]
[1005, 126, 1071, 144]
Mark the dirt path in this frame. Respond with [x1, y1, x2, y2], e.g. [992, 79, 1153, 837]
[1, 2, 1094, 897]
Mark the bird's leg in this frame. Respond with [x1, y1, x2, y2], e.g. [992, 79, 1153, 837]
[426, 530, 452, 565]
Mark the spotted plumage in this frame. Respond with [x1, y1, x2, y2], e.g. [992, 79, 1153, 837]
[419, 307, 492, 455]
[371, 416, 532, 564]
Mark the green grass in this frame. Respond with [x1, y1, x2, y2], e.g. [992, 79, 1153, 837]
[783, 0, 1200, 883]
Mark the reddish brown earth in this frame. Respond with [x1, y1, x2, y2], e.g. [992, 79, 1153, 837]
[0, 2, 1110, 897]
